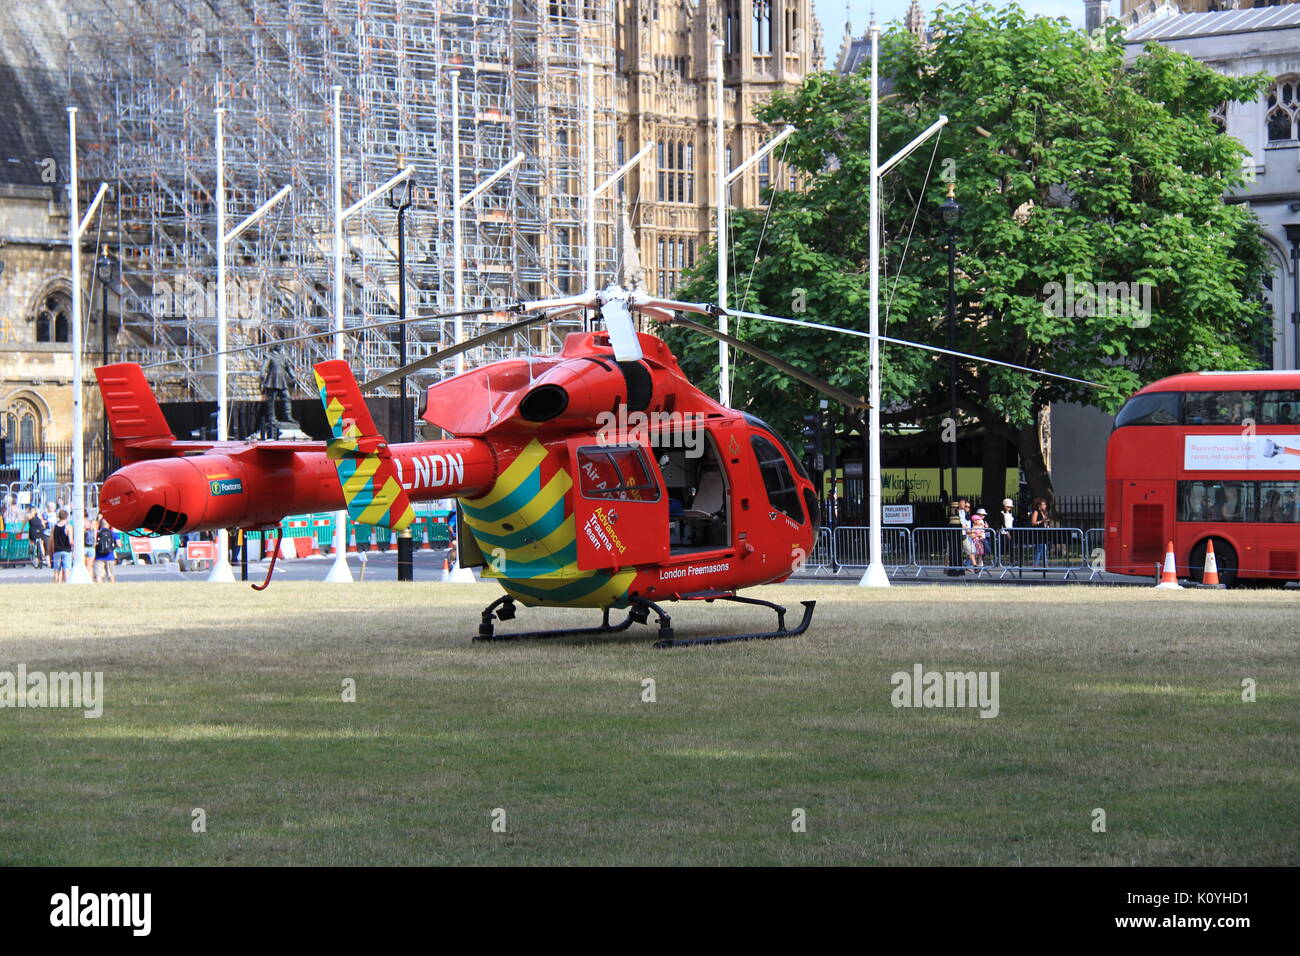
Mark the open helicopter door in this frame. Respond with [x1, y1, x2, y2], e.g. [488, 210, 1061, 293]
[568, 437, 668, 570]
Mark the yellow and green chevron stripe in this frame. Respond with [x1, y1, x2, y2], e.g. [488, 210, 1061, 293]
[462, 438, 635, 608]
[312, 363, 414, 532]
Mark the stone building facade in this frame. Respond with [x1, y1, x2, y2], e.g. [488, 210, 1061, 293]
[1126, 5, 1300, 370]
[0, 1, 824, 484]
[616, 0, 823, 295]
[1121, 0, 1300, 19]
[0, 1, 118, 482]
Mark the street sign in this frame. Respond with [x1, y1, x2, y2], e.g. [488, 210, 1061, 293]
[186, 541, 215, 561]
[882, 504, 913, 524]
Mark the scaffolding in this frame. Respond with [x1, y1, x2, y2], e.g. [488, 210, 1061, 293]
[66, 0, 617, 409]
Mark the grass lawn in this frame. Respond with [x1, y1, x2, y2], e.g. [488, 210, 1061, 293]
[1, 582, 1296, 866]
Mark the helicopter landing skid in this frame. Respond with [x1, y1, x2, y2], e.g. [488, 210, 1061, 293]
[653, 595, 816, 648]
[473, 595, 671, 644]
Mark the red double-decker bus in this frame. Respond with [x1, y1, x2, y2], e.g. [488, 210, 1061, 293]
[1105, 371, 1300, 587]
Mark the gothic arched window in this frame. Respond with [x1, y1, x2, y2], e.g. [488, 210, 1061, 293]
[6, 399, 41, 451]
[657, 133, 694, 204]
[35, 292, 72, 344]
[752, 1, 773, 55]
[1265, 77, 1300, 144]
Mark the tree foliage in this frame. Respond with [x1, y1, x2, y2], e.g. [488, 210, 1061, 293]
[665, 3, 1271, 498]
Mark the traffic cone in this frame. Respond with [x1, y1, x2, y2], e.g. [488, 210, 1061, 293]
[440, 556, 450, 583]
[1198, 540, 1226, 589]
[1155, 541, 1182, 589]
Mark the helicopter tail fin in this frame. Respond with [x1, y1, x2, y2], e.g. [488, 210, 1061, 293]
[311, 360, 415, 531]
[94, 363, 177, 459]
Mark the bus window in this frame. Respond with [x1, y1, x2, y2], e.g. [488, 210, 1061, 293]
[1257, 481, 1300, 522]
[1183, 391, 1257, 426]
[1113, 391, 1180, 428]
[1177, 480, 1252, 522]
[1259, 392, 1300, 425]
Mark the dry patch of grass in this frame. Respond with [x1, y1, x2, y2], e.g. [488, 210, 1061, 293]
[1, 583, 1296, 865]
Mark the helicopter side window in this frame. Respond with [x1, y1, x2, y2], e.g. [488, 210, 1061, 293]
[751, 434, 804, 523]
[576, 445, 661, 502]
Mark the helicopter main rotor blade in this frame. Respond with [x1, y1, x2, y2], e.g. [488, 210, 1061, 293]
[362, 311, 556, 391]
[728, 308, 1102, 389]
[665, 316, 867, 410]
[516, 292, 599, 314]
[630, 295, 715, 317]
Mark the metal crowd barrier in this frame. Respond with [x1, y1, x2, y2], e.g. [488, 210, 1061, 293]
[831, 525, 912, 574]
[992, 527, 1086, 580]
[802, 526, 835, 575]
[800, 525, 1099, 579]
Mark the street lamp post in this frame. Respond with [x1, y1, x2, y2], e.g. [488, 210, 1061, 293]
[387, 165, 415, 583]
[96, 255, 116, 482]
[941, 182, 962, 506]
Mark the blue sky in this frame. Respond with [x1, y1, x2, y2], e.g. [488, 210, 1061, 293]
[815, 0, 1108, 47]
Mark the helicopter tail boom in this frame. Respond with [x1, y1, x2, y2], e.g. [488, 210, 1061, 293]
[92, 362, 497, 536]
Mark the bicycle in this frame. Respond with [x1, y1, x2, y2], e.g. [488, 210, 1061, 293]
[28, 535, 46, 569]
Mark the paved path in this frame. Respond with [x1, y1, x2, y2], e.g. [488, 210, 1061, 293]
[0, 549, 1199, 587]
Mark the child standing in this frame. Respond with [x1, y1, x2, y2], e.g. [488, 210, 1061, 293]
[970, 509, 989, 568]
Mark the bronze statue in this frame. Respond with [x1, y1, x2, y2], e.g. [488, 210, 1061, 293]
[259, 344, 298, 436]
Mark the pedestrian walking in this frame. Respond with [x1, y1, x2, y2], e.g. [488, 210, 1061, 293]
[50, 510, 73, 583]
[1029, 497, 1052, 568]
[83, 514, 97, 576]
[26, 505, 48, 568]
[93, 518, 119, 583]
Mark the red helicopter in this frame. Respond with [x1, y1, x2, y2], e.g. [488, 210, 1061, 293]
[95, 287, 867, 647]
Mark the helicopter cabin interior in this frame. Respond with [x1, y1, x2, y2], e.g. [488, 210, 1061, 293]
[570, 431, 732, 558]
[567, 416, 814, 567]
[652, 430, 732, 555]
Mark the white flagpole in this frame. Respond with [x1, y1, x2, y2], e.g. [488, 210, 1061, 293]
[325, 85, 352, 582]
[860, 23, 890, 588]
[66, 107, 92, 583]
[714, 38, 729, 407]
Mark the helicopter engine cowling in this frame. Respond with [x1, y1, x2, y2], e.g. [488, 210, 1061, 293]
[517, 356, 653, 429]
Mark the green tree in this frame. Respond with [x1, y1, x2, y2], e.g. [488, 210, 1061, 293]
[666, 3, 1271, 504]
